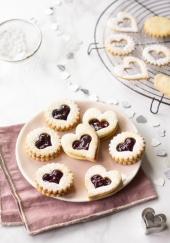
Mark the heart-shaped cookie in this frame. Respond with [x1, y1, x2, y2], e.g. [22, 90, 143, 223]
[61, 124, 99, 162]
[25, 127, 61, 161]
[113, 56, 148, 80]
[82, 108, 118, 140]
[85, 165, 122, 199]
[142, 208, 167, 234]
[36, 163, 74, 196]
[105, 33, 135, 56]
[108, 12, 138, 33]
[109, 131, 145, 165]
[45, 100, 80, 131]
[143, 44, 170, 66]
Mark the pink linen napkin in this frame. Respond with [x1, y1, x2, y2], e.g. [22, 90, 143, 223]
[0, 124, 157, 235]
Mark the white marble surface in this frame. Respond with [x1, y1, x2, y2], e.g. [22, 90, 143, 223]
[0, 0, 170, 242]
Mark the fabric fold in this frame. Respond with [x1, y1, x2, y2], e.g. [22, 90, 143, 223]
[0, 124, 157, 235]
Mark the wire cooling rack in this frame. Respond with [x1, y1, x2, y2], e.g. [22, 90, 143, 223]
[88, 0, 170, 114]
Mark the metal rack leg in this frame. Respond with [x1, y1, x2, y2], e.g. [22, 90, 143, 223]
[87, 42, 104, 55]
[150, 94, 164, 114]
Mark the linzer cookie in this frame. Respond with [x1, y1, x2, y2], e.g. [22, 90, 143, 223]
[85, 165, 122, 199]
[105, 33, 135, 56]
[36, 163, 74, 196]
[143, 45, 170, 66]
[154, 73, 170, 97]
[45, 100, 80, 131]
[108, 12, 138, 33]
[61, 124, 99, 162]
[113, 56, 148, 80]
[82, 108, 118, 140]
[25, 127, 61, 161]
[109, 131, 145, 165]
[144, 16, 170, 38]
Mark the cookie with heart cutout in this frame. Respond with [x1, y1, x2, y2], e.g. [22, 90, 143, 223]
[85, 165, 122, 200]
[113, 56, 149, 80]
[144, 16, 170, 38]
[143, 45, 170, 66]
[82, 108, 118, 140]
[109, 131, 145, 165]
[45, 100, 80, 131]
[154, 73, 170, 97]
[105, 33, 135, 56]
[108, 12, 138, 33]
[25, 127, 61, 161]
[35, 163, 74, 197]
[61, 124, 99, 162]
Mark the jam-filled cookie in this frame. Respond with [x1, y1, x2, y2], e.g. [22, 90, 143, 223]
[85, 165, 122, 200]
[61, 124, 99, 162]
[45, 100, 80, 131]
[25, 127, 61, 161]
[109, 131, 145, 165]
[35, 163, 74, 196]
[82, 108, 118, 140]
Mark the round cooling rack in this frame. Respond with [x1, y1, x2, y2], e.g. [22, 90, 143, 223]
[88, 0, 170, 114]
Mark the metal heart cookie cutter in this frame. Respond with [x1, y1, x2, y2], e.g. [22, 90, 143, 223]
[142, 207, 167, 234]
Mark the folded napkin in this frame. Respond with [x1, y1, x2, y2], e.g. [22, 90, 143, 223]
[0, 124, 157, 235]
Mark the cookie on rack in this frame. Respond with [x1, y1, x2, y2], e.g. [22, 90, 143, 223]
[109, 131, 145, 165]
[85, 165, 122, 200]
[36, 163, 74, 196]
[154, 73, 170, 97]
[144, 16, 170, 38]
[45, 100, 80, 131]
[108, 12, 138, 33]
[143, 44, 170, 66]
[61, 124, 99, 162]
[25, 127, 61, 161]
[82, 108, 118, 140]
[105, 33, 135, 56]
[113, 56, 149, 80]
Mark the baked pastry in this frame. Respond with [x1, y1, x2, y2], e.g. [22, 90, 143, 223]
[154, 73, 170, 97]
[82, 108, 118, 140]
[45, 100, 80, 131]
[113, 56, 149, 80]
[144, 16, 170, 38]
[109, 131, 145, 165]
[85, 165, 122, 200]
[108, 12, 138, 33]
[105, 33, 135, 56]
[25, 127, 61, 161]
[61, 124, 99, 162]
[143, 45, 170, 66]
[35, 163, 74, 196]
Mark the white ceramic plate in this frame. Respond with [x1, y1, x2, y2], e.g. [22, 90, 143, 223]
[16, 101, 142, 202]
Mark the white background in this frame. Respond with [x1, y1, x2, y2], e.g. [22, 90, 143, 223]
[0, 0, 170, 242]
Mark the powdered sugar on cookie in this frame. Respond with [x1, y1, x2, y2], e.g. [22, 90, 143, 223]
[45, 100, 80, 131]
[113, 56, 148, 80]
[109, 131, 145, 165]
[108, 12, 138, 33]
[143, 44, 170, 66]
[105, 33, 135, 56]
